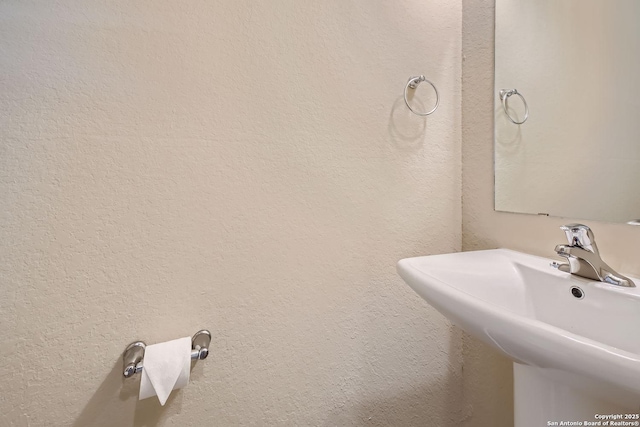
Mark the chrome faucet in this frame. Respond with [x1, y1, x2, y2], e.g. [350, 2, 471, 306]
[553, 224, 634, 287]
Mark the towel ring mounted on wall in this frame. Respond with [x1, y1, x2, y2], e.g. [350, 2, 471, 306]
[404, 75, 440, 116]
[499, 89, 529, 125]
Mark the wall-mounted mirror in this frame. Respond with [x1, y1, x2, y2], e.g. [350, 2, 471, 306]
[494, 0, 640, 224]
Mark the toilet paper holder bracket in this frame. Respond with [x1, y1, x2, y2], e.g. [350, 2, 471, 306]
[123, 329, 211, 378]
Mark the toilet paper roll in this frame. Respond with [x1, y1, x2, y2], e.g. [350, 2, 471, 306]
[139, 336, 191, 405]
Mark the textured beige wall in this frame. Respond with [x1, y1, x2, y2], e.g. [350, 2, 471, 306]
[462, 1, 640, 426]
[0, 1, 464, 426]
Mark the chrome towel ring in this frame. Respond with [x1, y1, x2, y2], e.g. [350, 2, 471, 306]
[499, 89, 529, 124]
[404, 75, 440, 116]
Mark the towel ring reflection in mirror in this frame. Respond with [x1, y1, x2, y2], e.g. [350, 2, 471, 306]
[404, 75, 440, 117]
[499, 89, 529, 125]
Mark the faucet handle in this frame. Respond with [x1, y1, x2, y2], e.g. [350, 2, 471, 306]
[560, 224, 599, 254]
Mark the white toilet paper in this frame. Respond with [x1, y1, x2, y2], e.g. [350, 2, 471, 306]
[139, 336, 191, 405]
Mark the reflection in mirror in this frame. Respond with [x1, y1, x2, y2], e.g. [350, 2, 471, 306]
[494, 0, 640, 224]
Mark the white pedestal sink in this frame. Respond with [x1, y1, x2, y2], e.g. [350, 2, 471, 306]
[397, 249, 640, 427]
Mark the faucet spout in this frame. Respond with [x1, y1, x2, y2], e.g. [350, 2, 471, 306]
[553, 224, 635, 287]
[555, 245, 634, 287]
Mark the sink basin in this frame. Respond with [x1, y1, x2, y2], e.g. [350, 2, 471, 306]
[397, 249, 640, 425]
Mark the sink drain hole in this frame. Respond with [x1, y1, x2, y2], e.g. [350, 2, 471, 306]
[570, 286, 584, 299]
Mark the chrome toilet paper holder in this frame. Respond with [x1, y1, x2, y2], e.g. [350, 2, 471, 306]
[123, 329, 211, 378]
